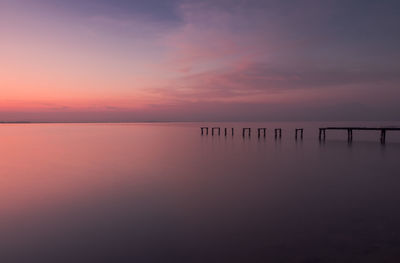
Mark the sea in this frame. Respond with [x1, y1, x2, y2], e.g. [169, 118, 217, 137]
[1, 122, 400, 263]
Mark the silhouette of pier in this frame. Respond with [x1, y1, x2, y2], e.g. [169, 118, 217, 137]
[274, 128, 282, 139]
[242, 128, 251, 137]
[224, 128, 234, 136]
[295, 128, 303, 140]
[319, 127, 400, 144]
[212, 127, 221, 136]
[201, 127, 285, 139]
[257, 128, 267, 137]
[200, 126, 400, 144]
[200, 127, 208, 135]
[201, 127, 234, 136]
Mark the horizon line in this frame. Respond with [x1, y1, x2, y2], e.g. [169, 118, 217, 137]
[2, 120, 400, 124]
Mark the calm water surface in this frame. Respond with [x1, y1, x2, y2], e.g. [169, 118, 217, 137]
[1, 122, 400, 263]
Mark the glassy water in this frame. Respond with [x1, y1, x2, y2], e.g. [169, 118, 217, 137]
[1, 122, 400, 263]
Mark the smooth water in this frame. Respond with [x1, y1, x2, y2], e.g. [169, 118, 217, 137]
[1, 122, 400, 263]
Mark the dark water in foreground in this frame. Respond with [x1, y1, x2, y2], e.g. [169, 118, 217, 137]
[1, 122, 400, 263]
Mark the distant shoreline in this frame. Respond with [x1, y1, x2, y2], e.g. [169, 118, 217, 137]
[0, 121, 32, 124]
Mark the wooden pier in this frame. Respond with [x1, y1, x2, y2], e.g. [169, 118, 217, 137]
[274, 128, 282, 139]
[242, 128, 251, 137]
[224, 128, 234, 136]
[319, 127, 400, 144]
[211, 127, 221, 136]
[200, 126, 400, 144]
[201, 127, 234, 136]
[257, 128, 267, 137]
[200, 127, 209, 135]
[295, 128, 303, 140]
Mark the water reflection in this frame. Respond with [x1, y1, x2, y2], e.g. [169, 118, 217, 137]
[1, 122, 400, 262]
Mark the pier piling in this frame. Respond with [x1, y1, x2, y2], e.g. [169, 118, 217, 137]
[212, 127, 221, 136]
[257, 128, 267, 137]
[347, 129, 353, 142]
[318, 127, 400, 144]
[319, 128, 326, 141]
[242, 128, 251, 137]
[200, 126, 399, 144]
[295, 128, 304, 140]
[200, 127, 209, 135]
[274, 128, 282, 139]
[381, 129, 386, 144]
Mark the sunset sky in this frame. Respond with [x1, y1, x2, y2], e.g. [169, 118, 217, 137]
[1, 0, 399, 122]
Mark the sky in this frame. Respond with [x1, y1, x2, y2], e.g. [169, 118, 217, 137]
[1, 0, 400, 122]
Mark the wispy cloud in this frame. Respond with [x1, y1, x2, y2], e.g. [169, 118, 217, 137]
[1, 0, 400, 121]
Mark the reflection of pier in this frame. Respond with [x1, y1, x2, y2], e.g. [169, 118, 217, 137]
[319, 127, 400, 144]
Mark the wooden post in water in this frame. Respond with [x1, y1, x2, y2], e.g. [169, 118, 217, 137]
[232, 128, 234, 136]
[274, 128, 282, 139]
[200, 127, 209, 135]
[212, 127, 221, 136]
[319, 127, 399, 144]
[242, 128, 251, 137]
[319, 128, 326, 141]
[381, 129, 386, 144]
[224, 128, 227, 136]
[347, 129, 353, 142]
[257, 128, 266, 137]
[295, 128, 303, 140]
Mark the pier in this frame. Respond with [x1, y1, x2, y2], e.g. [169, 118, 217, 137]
[242, 128, 251, 137]
[201, 127, 234, 136]
[224, 128, 234, 136]
[257, 128, 267, 137]
[319, 127, 400, 144]
[200, 127, 209, 135]
[295, 128, 304, 140]
[212, 127, 221, 136]
[200, 126, 400, 144]
[274, 128, 282, 139]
